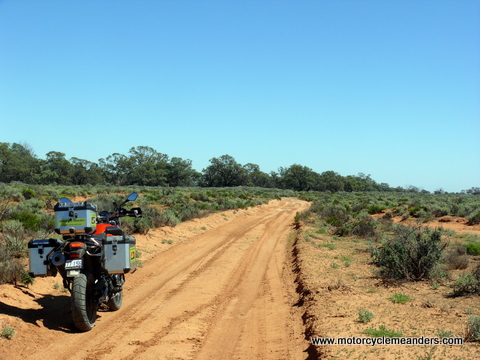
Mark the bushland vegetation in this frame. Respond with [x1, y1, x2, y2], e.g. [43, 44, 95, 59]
[296, 191, 480, 354]
[1, 183, 478, 286]
[0, 184, 297, 284]
[1, 183, 479, 353]
[299, 191, 480, 293]
[2, 142, 479, 194]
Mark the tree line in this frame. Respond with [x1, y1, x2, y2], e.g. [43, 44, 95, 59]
[0, 142, 478, 194]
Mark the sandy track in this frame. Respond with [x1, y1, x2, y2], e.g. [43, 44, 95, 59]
[1, 198, 310, 360]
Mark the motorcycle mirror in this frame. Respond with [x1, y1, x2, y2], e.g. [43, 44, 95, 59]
[127, 192, 138, 202]
[60, 197, 73, 203]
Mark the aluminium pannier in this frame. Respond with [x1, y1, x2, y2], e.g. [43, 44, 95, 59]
[28, 239, 61, 277]
[102, 235, 136, 274]
[54, 201, 97, 235]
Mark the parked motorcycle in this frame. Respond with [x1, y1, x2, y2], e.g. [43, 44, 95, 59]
[28, 192, 142, 331]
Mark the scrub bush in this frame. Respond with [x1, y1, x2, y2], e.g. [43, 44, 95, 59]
[1, 220, 28, 257]
[464, 242, 480, 256]
[350, 212, 377, 237]
[445, 244, 469, 270]
[372, 226, 447, 281]
[465, 316, 480, 341]
[358, 309, 374, 323]
[467, 211, 480, 225]
[453, 273, 479, 295]
[0, 244, 24, 284]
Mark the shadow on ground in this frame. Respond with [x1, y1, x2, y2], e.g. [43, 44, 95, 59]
[0, 290, 76, 333]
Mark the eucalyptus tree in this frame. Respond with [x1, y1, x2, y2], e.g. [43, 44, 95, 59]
[99, 153, 131, 185]
[38, 151, 73, 185]
[127, 146, 170, 186]
[70, 157, 104, 185]
[167, 157, 201, 187]
[243, 163, 272, 187]
[0, 142, 40, 183]
[279, 164, 315, 191]
[201, 155, 247, 187]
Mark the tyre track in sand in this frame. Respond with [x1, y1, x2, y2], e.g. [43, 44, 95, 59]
[22, 198, 311, 360]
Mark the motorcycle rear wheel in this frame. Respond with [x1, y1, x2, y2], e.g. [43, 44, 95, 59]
[71, 271, 97, 331]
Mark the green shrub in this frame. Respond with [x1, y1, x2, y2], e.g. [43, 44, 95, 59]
[372, 226, 447, 281]
[465, 316, 480, 342]
[409, 205, 422, 217]
[452, 272, 480, 295]
[319, 243, 337, 250]
[363, 325, 402, 337]
[1, 220, 28, 257]
[11, 210, 42, 231]
[132, 217, 154, 235]
[158, 209, 181, 227]
[467, 211, 480, 225]
[21, 188, 37, 200]
[464, 242, 480, 256]
[325, 216, 350, 236]
[320, 203, 350, 222]
[21, 271, 34, 286]
[389, 293, 410, 304]
[1, 328, 15, 340]
[367, 204, 385, 215]
[175, 204, 201, 221]
[350, 212, 377, 238]
[358, 309, 374, 323]
[437, 329, 453, 338]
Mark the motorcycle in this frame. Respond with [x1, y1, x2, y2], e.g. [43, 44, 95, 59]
[28, 192, 142, 331]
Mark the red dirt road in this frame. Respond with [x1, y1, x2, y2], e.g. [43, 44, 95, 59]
[0, 198, 311, 360]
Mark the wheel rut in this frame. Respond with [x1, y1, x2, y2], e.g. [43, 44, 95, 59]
[9, 198, 311, 360]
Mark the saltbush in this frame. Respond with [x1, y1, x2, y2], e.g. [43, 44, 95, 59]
[1, 220, 28, 257]
[445, 244, 469, 270]
[350, 212, 377, 237]
[464, 242, 480, 256]
[0, 244, 24, 284]
[466, 316, 480, 341]
[372, 226, 447, 281]
[452, 264, 480, 296]
[358, 309, 374, 323]
[467, 211, 480, 225]
[453, 273, 479, 295]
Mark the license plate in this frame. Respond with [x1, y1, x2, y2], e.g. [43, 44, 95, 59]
[65, 259, 83, 270]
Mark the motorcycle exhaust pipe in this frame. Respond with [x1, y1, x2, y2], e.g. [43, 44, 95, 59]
[50, 252, 65, 266]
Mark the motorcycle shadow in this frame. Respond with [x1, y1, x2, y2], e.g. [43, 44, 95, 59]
[0, 289, 80, 333]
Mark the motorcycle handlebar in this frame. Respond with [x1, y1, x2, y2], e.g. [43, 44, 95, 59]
[116, 208, 142, 218]
[98, 207, 142, 221]
[127, 207, 142, 218]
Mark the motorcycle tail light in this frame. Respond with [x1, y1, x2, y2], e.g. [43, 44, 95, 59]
[69, 242, 84, 248]
[68, 242, 85, 258]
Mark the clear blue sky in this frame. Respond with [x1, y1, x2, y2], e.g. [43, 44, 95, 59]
[1, 0, 479, 192]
